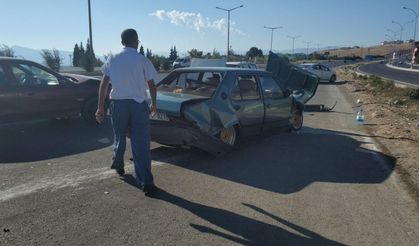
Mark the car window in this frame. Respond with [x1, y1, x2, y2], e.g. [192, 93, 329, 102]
[321, 65, 330, 71]
[0, 66, 5, 85]
[313, 65, 320, 70]
[158, 71, 224, 97]
[231, 75, 260, 101]
[260, 76, 284, 99]
[11, 63, 59, 86]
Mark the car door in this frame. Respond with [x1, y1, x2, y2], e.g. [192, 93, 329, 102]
[9, 61, 82, 119]
[0, 62, 23, 122]
[259, 75, 292, 131]
[230, 74, 264, 136]
[312, 64, 324, 79]
[320, 65, 332, 80]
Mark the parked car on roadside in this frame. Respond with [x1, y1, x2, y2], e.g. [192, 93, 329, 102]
[0, 57, 107, 124]
[298, 63, 337, 83]
[148, 52, 319, 156]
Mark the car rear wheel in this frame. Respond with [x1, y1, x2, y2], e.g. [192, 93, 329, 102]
[82, 97, 99, 124]
[290, 109, 303, 131]
[329, 75, 336, 83]
[219, 126, 237, 146]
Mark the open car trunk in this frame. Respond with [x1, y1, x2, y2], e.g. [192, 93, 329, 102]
[266, 52, 319, 104]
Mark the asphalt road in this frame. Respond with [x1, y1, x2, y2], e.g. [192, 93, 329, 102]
[358, 62, 419, 87]
[1, 83, 418, 245]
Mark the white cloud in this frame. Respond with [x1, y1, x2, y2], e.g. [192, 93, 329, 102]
[149, 9, 244, 35]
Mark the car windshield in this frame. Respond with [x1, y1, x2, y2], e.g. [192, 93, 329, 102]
[157, 71, 224, 97]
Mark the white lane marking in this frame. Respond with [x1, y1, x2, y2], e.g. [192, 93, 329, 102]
[0, 154, 192, 202]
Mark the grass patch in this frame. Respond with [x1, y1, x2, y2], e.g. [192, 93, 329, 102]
[367, 75, 394, 90]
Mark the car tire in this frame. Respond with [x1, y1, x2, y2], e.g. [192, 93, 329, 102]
[82, 97, 99, 124]
[290, 108, 303, 131]
[329, 75, 337, 83]
[219, 126, 238, 146]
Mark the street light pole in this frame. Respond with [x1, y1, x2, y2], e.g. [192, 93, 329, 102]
[403, 7, 418, 43]
[303, 41, 312, 60]
[88, 0, 93, 57]
[216, 5, 244, 60]
[392, 20, 404, 43]
[264, 26, 282, 52]
[287, 35, 301, 54]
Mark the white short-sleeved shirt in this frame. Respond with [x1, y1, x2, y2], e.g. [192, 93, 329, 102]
[101, 47, 157, 104]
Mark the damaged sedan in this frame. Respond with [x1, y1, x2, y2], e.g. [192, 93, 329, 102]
[149, 53, 319, 156]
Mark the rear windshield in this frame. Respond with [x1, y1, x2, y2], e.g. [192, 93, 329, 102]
[158, 71, 224, 97]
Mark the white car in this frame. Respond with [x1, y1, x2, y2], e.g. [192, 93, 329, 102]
[298, 63, 337, 83]
[173, 57, 191, 69]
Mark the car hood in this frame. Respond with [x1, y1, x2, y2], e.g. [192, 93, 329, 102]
[147, 91, 210, 117]
[60, 73, 100, 84]
[266, 52, 319, 103]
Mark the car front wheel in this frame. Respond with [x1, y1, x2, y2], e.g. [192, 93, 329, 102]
[329, 75, 337, 83]
[290, 109, 303, 131]
[219, 126, 238, 146]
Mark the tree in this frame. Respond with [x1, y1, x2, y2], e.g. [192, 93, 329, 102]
[169, 46, 178, 61]
[80, 39, 95, 72]
[41, 49, 62, 72]
[187, 48, 203, 58]
[211, 49, 221, 59]
[72, 44, 81, 66]
[0, 45, 15, 57]
[246, 47, 263, 59]
[146, 49, 152, 58]
[139, 45, 145, 55]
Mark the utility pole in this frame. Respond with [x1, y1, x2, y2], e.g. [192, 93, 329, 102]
[216, 5, 244, 60]
[287, 35, 301, 54]
[264, 26, 282, 52]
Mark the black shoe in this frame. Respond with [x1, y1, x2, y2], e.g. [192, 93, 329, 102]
[142, 184, 158, 194]
[110, 165, 125, 176]
[116, 168, 125, 176]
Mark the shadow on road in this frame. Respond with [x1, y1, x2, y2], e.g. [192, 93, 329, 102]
[116, 181, 342, 245]
[0, 119, 113, 163]
[152, 127, 395, 195]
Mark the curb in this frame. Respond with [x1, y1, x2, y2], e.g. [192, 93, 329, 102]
[385, 63, 419, 73]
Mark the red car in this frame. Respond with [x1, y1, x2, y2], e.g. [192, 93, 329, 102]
[0, 57, 106, 124]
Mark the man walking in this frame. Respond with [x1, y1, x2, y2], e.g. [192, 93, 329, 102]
[95, 28, 158, 194]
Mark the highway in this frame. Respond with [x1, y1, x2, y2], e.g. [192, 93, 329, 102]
[358, 62, 419, 87]
[1, 82, 418, 245]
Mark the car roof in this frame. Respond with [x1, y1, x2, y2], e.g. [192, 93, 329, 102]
[174, 66, 269, 74]
[0, 57, 31, 62]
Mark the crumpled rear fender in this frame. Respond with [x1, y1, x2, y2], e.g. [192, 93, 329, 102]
[182, 100, 239, 135]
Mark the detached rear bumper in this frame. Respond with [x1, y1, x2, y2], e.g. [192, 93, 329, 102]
[150, 120, 233, 156]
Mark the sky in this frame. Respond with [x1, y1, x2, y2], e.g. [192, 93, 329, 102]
[1, 0, 419, 57]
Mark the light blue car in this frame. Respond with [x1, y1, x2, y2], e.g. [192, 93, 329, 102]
[149, 53, 319, 156]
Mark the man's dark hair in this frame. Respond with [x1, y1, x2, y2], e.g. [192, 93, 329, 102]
[121, 29, 138, 45]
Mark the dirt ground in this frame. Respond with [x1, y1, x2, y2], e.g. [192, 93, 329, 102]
[337, 67, 419, 202]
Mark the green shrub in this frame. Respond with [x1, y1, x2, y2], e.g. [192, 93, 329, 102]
[408, 89, 419, 100]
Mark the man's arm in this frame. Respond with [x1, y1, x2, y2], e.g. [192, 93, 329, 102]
[95, 75, 110, 124]
[147, 79, 157, 115]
